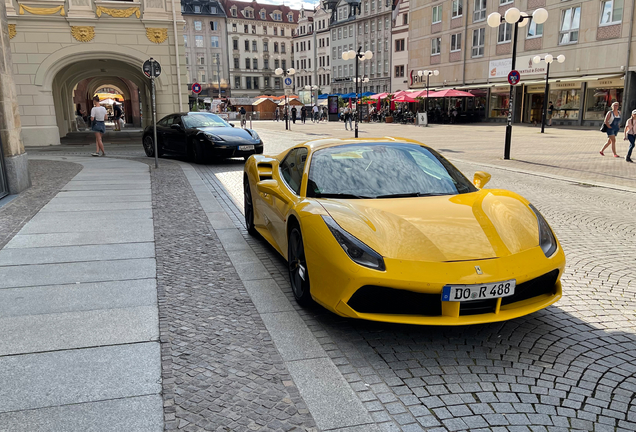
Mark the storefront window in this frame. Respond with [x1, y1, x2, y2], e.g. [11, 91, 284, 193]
[584, 87, 623, 120]
[549, 87, 581, 120]
[489, 89, 509, 118]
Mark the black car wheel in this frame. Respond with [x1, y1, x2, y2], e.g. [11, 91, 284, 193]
[244, 175, 257, 236]
[190, 141, 205, 164]
[143, 136, 155, 157]
[288, 224, 312, 306]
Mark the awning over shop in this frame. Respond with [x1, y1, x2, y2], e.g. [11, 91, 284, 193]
[521, 74, 623, 86]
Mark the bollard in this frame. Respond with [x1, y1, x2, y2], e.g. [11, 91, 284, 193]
[250, 114, 252, 129]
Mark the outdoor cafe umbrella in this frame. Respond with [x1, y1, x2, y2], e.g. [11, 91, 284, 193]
[369, 92, 388, 100]
[376, 97, 381, 111]
[426, 89, 475, 98]
[99, 98, 116, 105]
[392, 95, 418, 103]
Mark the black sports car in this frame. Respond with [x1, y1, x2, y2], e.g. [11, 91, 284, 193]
[142, 112, 263, 163]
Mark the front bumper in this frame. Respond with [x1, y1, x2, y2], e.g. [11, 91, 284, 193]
[302, 216, 565, 326]
[204, 142, 263, 159]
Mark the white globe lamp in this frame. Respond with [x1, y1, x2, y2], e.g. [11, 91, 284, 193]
[518, 12, 529, 27]
[544, 54, 554, 64]
[532, 8, 548, 24]
[433, 70, 440, 76]
[487, 12, 501, 28]
[504, 8, 521, 24]
[365, 50, 373, 60]
[533, 56, 541, 64]
[275, 68, 283, 75]
[557, 55, 566, 63]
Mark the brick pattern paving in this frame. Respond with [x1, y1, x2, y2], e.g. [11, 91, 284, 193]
[195, 129, 636, 431]
[0, 159, 82, 249]
[148, 160, 316, 432]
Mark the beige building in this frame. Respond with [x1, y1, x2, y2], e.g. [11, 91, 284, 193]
[391, 0, 409, 92]
[223, 0, 298, 98]
[409, 0, 636, 126]
[7, 0, 188, 146]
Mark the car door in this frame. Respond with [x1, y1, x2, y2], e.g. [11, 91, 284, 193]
[170, 115, 188, 155]
[267, 147, 309, 250]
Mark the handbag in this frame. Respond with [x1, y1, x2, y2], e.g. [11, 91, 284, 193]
[600, 123, 608, 133]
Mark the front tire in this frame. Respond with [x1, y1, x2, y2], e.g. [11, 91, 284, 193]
[288, 224, 312, 306]
[244, 175, 257, 236]
[143, 136, 155, 157]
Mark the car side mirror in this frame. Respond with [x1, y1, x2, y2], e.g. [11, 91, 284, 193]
[170, 123, 184, 131]
[256, 179, 288, 202]
[473, 171, 491, 189]
[229, 123, 235, 127]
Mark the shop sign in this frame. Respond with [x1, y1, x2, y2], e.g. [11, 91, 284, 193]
[551, 81, 581, 90]
[526, 84, 545, 94]
[587, 77, 624, 89]
[489, 54, 547, 79]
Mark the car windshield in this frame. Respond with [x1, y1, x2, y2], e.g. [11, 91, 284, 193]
[307, 143, 477, 198]
[183, 113, 229, 128]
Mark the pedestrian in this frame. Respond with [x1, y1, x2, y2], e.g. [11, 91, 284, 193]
[291, 106, 297, 124]
[301, 106, 307, 124]
[312, 104, 319, 122]
[239, 106, 246, 128]
[344, 106, 352, 130]
[547, 102, 554, 126]
[113, 102, 122, 131]
[90, 96, 107, 157]
[274, 107, 279, 122]
[600, 102, 621, 158]
[623, 109, 636, 163]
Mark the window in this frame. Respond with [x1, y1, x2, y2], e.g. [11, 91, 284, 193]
[245, 40, 250, 51]
[498, 23, 512, 43]
[371, 21, 375, 32]
[253, 77, 259, 89]
[281, 43, 286, 53]
[232, 23, 237, 32]
[252, 58, 258, 69]
[233, 39, 238, 50]
[403, 13, 408, 25]
[245, 58, 251, 69]
[264, 59, 269, 69]
[281, 60, 286, 70]
[431, 37, 441, 55]
[395, 65, 404, 77]
[274, 59, 279, 68]
[499, 0, 512, 5]
[264, 77, 269, 87]
[274, 77, 281, 89]
[260, 10, 266, 19]
[185, 56, 189, 65]
[527, 21, 543, 38]
[338, 28, 342, 39]
[274, 27, 278, 35]
[233, 57, 239, 68]
[274, 42, 279, 53]
[246, 77, 252, 89]
[244, 24, 249, 33]
[273, 12, 282, 21]
[451, 33, 462, 51]
[195, 36, 203, 47]
[194, 21, 202, 31]
[288, 13, 294, 22]
[252, 40, 257, 51]
[235, 76, 241, 88]
[210, 21, 218, 31]
[473, 0, 486, 22]
[212, 53, 220, 65]
[199, 56, 205, 65]
[231, 7, 237, 17]
[395, 39, 405, 51]
[365, 22, 369, 33]
[245, 9, 254, 18]
[210, 36, 219, 47]
[263, 41, 268, 52]
[472, 28, 485, 57]
[211, 6, 216, 13]
[560, 6, 581, 44]
[280, 148, 308, 195]
[432, 5, 442, 24]
[194, 5, 200, 13]
[452, 0, 463, 18]
[184, 35, 188, 47]
[386, 17, 390, 29]
[263, 26, 267, 34]
[600, 0, 623, 25]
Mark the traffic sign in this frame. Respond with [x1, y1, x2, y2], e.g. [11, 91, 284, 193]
[284, 77, 293, 87]
[142, 59, 161, 78]
[284, 89, 292, 96]
[192, 82, 202, 94]
[508, 70, 520, 86]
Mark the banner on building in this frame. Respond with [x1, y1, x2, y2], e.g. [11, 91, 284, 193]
[489, 54, 548, 79]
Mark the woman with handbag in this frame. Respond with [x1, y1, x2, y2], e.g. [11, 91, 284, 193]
[600, 102, 621, 158]
[623, 109, 636, 163]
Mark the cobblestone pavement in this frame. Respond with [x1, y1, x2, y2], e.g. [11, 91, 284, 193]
[193, 127, 636, 432]
[147, 159, 317, 431]
[0, 159, 82, 249]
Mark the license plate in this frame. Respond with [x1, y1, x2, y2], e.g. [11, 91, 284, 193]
[238, 145, 254, 151]
[442, 280, 516, 302]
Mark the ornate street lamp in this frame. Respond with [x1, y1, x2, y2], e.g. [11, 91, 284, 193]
[342, 47, 373, 138]
[417, 69, 439, 126]
[488, 7, 548, 159]
[533, 54, 566, 133]
[275, 67, 296, 130]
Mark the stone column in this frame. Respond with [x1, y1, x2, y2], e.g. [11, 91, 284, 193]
[0, 2, 30, 194]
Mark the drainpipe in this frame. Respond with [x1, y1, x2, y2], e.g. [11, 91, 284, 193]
[171, 0, 184, 111]
[624, 0, 635, 122]
[462, 6, 468, 85]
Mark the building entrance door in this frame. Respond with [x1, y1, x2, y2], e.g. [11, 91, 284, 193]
[0, 139, 8, 199]
[525, 94, 544, 125]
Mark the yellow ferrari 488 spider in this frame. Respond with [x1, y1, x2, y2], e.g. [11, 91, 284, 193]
[243, 138, 565, 325]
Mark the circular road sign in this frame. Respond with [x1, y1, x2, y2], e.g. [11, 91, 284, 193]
[508, 70, 521, 86]
[142, 59, 161, 78]
[284, 77, 293, 87]
[192, 82, 202, 94]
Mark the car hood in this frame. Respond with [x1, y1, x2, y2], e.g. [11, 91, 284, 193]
[197, 126, 260, 143]
[318, 189, 540, 262]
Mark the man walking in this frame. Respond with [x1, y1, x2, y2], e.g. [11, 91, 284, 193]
[291, 106, 297, 124]
[344, 106, 352, 130]
[239, 106, 246, 128]
[301, 106, 307, 124]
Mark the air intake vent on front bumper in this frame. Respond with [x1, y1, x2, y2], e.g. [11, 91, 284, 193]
[347, 286, 442, 316]
[501, 269, 559, 306]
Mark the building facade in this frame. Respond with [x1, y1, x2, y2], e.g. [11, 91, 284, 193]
[391, 0, 410, 92]
[409, 0, 636, 126]
[6, 0, 188, 146]
[223, 0, 298, 98]
[182, 0, 230, 99]
[327, 0, 360, 94]
[293, 7, 316, 95]
[315, 6, 333, 95]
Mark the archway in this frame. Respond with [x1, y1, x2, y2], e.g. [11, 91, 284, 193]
[73, 78, 142, 128]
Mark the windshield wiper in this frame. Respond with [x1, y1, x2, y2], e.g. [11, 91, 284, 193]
[314, 192, 373, 199]
[374, 192, 448, 198]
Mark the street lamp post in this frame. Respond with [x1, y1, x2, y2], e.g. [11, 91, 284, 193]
[417, 69, 439, 126]
[533, 54, 566, 133]
[275, 67, 296, 131]
[488, 7, 548, 159]
[304, 84, 319, 121]
[342, 47, 373, 138]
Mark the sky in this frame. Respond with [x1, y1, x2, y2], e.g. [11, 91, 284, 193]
[236, 0, 320, 11]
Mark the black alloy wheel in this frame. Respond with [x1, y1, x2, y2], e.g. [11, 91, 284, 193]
[143, 136, 155, 157]
[244, 176, 257, 236]
[288, 225, 312, 306]
[190, 141, 205, 164]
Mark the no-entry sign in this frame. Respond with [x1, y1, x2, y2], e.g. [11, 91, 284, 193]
[508, 70, 521, 86]
[192, 82, 202, 94]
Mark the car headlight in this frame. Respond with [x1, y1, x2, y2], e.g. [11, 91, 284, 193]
[322, 216, 385, 271]
[529, 204, 557, 258]
[247, 129, 260, 140]
[203, 132, 224, 141]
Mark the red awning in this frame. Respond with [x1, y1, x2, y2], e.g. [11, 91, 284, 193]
[427, 89, 475, 98]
